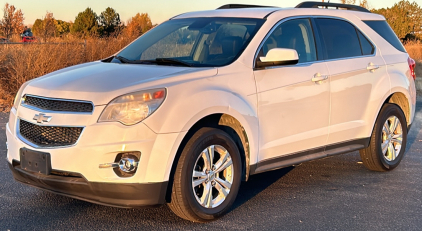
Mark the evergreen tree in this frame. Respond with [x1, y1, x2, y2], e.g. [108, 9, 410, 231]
[55, 20, 70, 37]
[99, 7, 121, 36]
[71, 7, 99, 37]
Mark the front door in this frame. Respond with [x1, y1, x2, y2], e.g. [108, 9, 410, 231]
[254, 18, 330, 165]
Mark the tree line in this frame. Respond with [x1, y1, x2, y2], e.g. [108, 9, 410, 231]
[371, 1, 422, 40]
[342, 0, 421, 40]
[0, 4, 153, 42]
[0, 1, 421, 42]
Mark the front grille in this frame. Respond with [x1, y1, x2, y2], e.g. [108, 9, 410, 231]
[24, 95, 93, 113]
[19, 120, 83, 147]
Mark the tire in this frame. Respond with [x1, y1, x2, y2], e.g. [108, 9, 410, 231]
[360, 103, 407, 171]
[168, 127, 242, 222]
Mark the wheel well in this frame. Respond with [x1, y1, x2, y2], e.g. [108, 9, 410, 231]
[165, 113, 250, 202]
[386, 92, 410, 126]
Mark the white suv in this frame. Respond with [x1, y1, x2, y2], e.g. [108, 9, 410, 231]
[6, 2, 417, 222]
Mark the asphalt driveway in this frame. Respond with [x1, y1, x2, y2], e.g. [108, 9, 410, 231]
[1, 99, 422, 230]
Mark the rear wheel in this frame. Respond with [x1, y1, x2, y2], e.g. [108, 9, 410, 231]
[360, 103, 407, 171]
[168, 127, 242, 222]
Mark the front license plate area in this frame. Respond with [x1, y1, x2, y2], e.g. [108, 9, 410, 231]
[20, 148, 52, 175]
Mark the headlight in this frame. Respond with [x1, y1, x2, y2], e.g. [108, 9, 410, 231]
[13, 81, 30, 110]
[98, 88, 166, 125]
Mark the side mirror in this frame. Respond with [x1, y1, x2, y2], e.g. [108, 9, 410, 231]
[256, 48, 299, 68]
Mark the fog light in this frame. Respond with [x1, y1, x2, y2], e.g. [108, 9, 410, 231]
[114, 152, 140, 177]
[119, 158, 138, 172]
[98, 151, 141, 177]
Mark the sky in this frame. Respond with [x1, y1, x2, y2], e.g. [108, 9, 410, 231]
[2, 0, 408, 26]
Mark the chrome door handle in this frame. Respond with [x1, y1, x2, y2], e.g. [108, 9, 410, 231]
[367, 62, 379, 72]
[312, 73, 328, 83]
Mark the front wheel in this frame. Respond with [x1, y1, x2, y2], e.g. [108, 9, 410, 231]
[168, 127, 242, 222]
[360, 103, 407, 171]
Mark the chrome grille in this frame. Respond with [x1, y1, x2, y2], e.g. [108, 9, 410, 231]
[24, 95, 94, 113]
[19, 120, 83, 147]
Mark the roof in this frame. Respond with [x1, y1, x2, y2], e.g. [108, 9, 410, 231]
[172, 7, 383, 21]
[173, 8, 279, 19]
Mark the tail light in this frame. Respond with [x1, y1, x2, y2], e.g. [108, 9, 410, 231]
[408, 57, 416, 80]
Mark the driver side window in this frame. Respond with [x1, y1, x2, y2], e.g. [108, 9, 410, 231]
[261, 18, 317, 63]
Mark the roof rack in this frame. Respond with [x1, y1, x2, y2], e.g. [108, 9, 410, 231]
[217, 4, 274, 9]
[295, 1, 370, 13]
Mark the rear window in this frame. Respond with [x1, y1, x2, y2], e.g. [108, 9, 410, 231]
[315, 18, 362, 60]
[363, 20, 406, 53]
[357, 30, 374, 55]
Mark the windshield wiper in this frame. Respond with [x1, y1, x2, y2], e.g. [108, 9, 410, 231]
[114, 56, 131, 63]
[154, 58, 193, 67]
[114, 56, 155, 64]
[114, 56, 193, 67]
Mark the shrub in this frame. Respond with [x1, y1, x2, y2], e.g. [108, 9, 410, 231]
[0, 36, 134, 111]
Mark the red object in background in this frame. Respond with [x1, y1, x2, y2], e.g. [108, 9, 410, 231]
[22, 36, 37, 43]
[408, 57, 416, 80]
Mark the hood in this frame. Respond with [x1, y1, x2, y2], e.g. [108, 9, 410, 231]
[24, 62, 217, 105]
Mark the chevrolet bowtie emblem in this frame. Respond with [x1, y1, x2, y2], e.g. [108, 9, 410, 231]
[33, 113, 52, 124]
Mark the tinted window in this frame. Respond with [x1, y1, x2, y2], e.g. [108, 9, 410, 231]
[357, 30, 374, 55]
[363, 20, 406, 53]
[316, 18, 362, 59]
[260, 18, 317, 63]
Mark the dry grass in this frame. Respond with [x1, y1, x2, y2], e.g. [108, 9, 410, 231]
[0, 38, 421, 111]
[0, 36, 134, 111]
[405, 40, 422, 61]
[404, 41, 422, 77]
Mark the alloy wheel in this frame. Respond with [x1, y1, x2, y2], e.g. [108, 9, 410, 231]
[192, 145, 234, 208]
[381, 115, 403, 161]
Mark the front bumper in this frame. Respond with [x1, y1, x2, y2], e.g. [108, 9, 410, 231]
[6, 106, 185, 183]
[8, 162, 168, 207]
[6, 102, 186, 206]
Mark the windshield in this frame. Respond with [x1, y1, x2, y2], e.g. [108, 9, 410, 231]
[113, 17, 265, 67]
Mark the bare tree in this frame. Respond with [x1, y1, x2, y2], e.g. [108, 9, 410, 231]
[0, 3, 24, 39]
[359, 0, 370, 9]
[341, 0, 357, 4]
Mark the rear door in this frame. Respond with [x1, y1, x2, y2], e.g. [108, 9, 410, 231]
[314, 18, 389, 146]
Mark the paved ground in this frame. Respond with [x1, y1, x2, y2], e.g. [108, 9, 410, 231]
[1, 100, 422, 230]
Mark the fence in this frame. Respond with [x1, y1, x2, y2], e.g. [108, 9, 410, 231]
[0, 41, 87, 46]
[0, 41, 88, 61]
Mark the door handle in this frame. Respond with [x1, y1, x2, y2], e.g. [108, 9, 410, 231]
[367, 62, 379, 72]
[312, 73, 328, 83]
